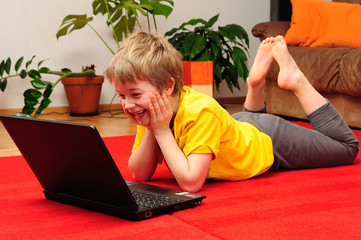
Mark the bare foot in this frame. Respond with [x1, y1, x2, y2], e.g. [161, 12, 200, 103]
[247, 37, 275, 89]
[272, 36, 304, 92]
[272, 36, 327, 114]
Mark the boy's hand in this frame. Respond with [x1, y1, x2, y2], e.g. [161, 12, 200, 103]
[149, 92, 173, 133]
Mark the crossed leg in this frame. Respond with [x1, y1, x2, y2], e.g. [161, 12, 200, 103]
[244, 37, 275, 112]
[272, 36, 327, 115]
[238, 36, 358, 169]
[245, 36, 327, 115]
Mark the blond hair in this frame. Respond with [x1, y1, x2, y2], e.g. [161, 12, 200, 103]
[104, 31, 183, 95]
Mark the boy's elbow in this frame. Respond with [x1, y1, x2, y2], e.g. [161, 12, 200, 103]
[130, 167, 153, 182]
[180, 184, 202, 193]
[178, 178, 205, 193]
[132, 174, 151, 183]
[128, 163, 153, 182]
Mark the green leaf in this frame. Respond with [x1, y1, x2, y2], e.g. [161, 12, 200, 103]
[13, 112, 32, 118]
[15, 57, 24, 72]
[19, 69, 27, 79]
[22, 105, 36, 115]
[35, 108, 44, 117]
[40, 97, 52, 108]
[0, 78, 7, 92]
[28, 69, 41, 79]
[219, 24, 249, 47]
[5, 58, 11, 75]
[232, 46, 247, 62]
[56, 14, 93, 39]
[205, 14, 219, 28]
[43, 84, 53, 98]
[37, 59, 49, 67]
[92, 0, 108, 15]
[61, 68, 72, 73]
[240, 61, 249, 80]
[223, 65, 239, 91]
[39, 67, 52, 73]
[140, 0, 174, 18]
[232, 46, 248, 79]
[213, 63, 222, 90]
[25, 98, 39, 107]
[114, 15, 136, 41]
[210, 42, 220, 58]
[164, 27, 178, 37]
[23, 89, 42, 100]
[190, 35, 207, 60]
[182, 33, 196, 59]
[0, 60, 5, 76]
[179, 18, 208, 30]
[197, 51, 212, 61]
[123, 1, 150, 16]
[25, 55, 36, 70]
[109, 4, 123, 23]
[35, 97, 52, 117]
[31, 79, 48, 89]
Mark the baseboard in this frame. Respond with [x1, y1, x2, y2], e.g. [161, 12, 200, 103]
[0, 98, 244, 116]
[215, 97, 245, 105]
[0, 103, 123, 116]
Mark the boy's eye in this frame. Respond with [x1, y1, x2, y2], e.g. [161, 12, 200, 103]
[132, 93, 141, 97]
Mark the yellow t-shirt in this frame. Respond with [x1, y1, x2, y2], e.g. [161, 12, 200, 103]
[132, 87, 274, 181]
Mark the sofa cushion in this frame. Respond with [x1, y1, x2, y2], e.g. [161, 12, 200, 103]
[267, 46, 361, 98]
[285, 0, 361, 48]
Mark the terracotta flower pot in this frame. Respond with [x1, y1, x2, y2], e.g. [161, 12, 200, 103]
[61, 75, 104, 116]
[182, 61, 213, 97]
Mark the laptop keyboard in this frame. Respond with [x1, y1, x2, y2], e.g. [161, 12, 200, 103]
[130, 189, 182, 208]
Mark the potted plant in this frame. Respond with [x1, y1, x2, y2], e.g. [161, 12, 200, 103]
[55, 0, 174, 111]
[1, 1, 174, 117]
[165, 14, 250, 93]
[56, 0, 174, 55]
[0, 56, 97, 118]
[60, 65, 104, 116]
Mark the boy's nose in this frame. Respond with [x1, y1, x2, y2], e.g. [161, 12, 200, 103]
[123, 99, 135, 109]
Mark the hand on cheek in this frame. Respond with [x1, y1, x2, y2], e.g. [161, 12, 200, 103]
[149, 92, 173, 132]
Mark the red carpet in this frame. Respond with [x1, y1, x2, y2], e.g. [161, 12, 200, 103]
[1, 122, 361, 239]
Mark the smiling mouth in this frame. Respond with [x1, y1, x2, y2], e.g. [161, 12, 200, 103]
[132, 110, 146, 118]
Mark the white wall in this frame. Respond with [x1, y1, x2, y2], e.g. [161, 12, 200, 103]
[0, 0, 270, 109]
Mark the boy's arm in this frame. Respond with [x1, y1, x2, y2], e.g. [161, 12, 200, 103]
[149, 93, 212, 192]
[128, 129, 159, 182]
[154, 128, 212, 192]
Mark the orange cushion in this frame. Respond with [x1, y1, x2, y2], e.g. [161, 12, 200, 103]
[284, 0, 361, 47]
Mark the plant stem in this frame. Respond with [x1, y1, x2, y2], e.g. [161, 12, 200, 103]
[105, 0, 120, 49]
[0, 73, 19, 80]
[146, 14, 151, 33]
[87, 24, 115, 55]
[152, 15, 158, 31]
[50, 70, 96, 89]
[136, 17, 142, 32]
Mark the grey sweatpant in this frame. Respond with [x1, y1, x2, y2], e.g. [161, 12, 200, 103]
[232, 101, 359, 170]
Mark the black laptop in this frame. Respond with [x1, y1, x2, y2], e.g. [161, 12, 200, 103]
[0, 114, 205, 220]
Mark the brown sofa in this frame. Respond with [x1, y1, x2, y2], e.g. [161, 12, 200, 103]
[252, 0, 361, 128]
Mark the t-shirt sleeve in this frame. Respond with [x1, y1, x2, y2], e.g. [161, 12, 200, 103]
[132, 125, 146, 152]
[177, 109, 221, 159]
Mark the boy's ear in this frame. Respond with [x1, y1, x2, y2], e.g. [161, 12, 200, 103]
[165, 78, 175, 96]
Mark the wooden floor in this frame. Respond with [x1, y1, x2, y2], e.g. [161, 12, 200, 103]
[0, 104, 242, 157]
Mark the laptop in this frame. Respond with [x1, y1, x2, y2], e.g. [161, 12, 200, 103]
[0, 114, 205, 220]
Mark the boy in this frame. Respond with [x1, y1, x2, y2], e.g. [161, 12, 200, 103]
[104, 32, 359, 193]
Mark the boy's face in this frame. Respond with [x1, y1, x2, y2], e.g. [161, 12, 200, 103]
[113, 79, 160, 127]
